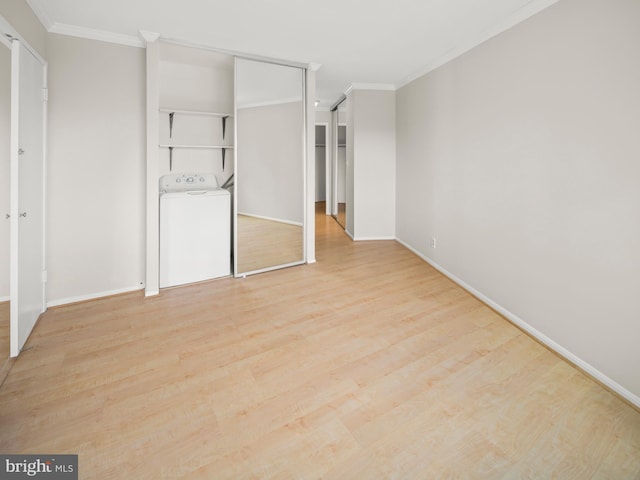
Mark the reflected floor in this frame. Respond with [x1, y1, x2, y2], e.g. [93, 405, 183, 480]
[333, 203, 346, 230]
[0, 302, 8, 361]
[236, 215, 303, 273]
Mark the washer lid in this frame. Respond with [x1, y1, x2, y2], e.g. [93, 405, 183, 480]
[160, 173, 219, 193]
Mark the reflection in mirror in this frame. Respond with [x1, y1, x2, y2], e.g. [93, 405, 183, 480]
[235, 58, 305, 275]
[1, 41, 10, 364]
[332, 102, 347, 229]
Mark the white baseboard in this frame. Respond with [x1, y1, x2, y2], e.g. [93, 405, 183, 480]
[47, 285, 144, 308]
[396, 238, 640, 409]
[237, 212, 303, 227]
[353, 235, 396, 241]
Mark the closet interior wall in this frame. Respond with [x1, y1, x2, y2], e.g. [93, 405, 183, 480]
[158, 43, 234, 186]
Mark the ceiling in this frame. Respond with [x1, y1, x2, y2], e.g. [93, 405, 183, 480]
[26, 0, 559, 108]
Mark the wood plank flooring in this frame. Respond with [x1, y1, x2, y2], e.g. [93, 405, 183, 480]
[0, 203, 639, 478]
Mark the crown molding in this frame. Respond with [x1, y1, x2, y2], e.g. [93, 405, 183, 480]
[350, 83, 396, 91]
[25, 0, 53, 30]
[397, 0, 561, 89]
[139, 30, 161, 43]
[344, 83, 396, 97]
[49, 22, 145, 48]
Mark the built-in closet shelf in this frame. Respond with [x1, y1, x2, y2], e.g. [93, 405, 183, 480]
[159, 108, 233, 118]
[161, 109, 233, 141]
[160, 144, 234, 171]
[159, 144, 234, 149]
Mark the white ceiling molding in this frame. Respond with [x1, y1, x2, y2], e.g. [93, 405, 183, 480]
[49, 23, 145, 48]
[350, 83, 396, 91]
[344, 83, 396, 97]
[139, 30, 161, 43]
[25, 0, 53, 30]
[396, 0, 561, 90]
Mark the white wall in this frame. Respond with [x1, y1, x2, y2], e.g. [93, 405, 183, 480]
[0, 45, 9, 300]
[236, 101, 304, 224]
[349, 89, 396, 240]
[396, 0, 640, 401]
[47, 33, 146, 304]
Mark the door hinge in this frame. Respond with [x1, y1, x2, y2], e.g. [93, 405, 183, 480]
[42, 270, 48, 283]
[43, 88, 48, 102]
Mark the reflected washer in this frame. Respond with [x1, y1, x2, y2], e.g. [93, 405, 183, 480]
[159, 173, 231, 288]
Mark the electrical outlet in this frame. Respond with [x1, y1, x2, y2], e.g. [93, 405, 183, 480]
[430, 236, 437, 249]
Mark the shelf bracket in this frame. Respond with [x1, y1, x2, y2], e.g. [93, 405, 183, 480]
[169, 146, 174, 171]
[169, 112, 175, 138]
[222, 116, 228, 140]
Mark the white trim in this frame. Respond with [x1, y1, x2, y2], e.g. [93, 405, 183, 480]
[395, 238, 640, 409]
[47, 285, 144, 308]
[41, 63, 48, 316]
[350, 83, 396, 91]
[309, 63, 322, 71]
[353, 236, 396, 241]
[397, 0, 561, 89]
[139, 30, 160, 43]
[25, 0, 53, 30]
[315, 106, 331, 112]
[49, 23, 145, 48]
[237, 97, 302, 110]
[162, 37, 309, 70]
[9, 40, 20, 357]
[238, 212, 303, 227]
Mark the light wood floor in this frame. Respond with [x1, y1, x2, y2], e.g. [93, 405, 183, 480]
[1, 205, 639, 479]
[236, 214, 303, 273]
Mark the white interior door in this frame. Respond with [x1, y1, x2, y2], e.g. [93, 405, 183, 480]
[10, 40, 46, 357]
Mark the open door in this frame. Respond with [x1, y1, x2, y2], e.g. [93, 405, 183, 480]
[9, 40, 46, 357]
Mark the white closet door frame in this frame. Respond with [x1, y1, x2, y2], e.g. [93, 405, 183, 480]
[233, 57, 308, 277]
[6, 28, 47, 357]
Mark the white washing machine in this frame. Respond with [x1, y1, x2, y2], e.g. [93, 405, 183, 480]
[160, 173, 231, 288]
